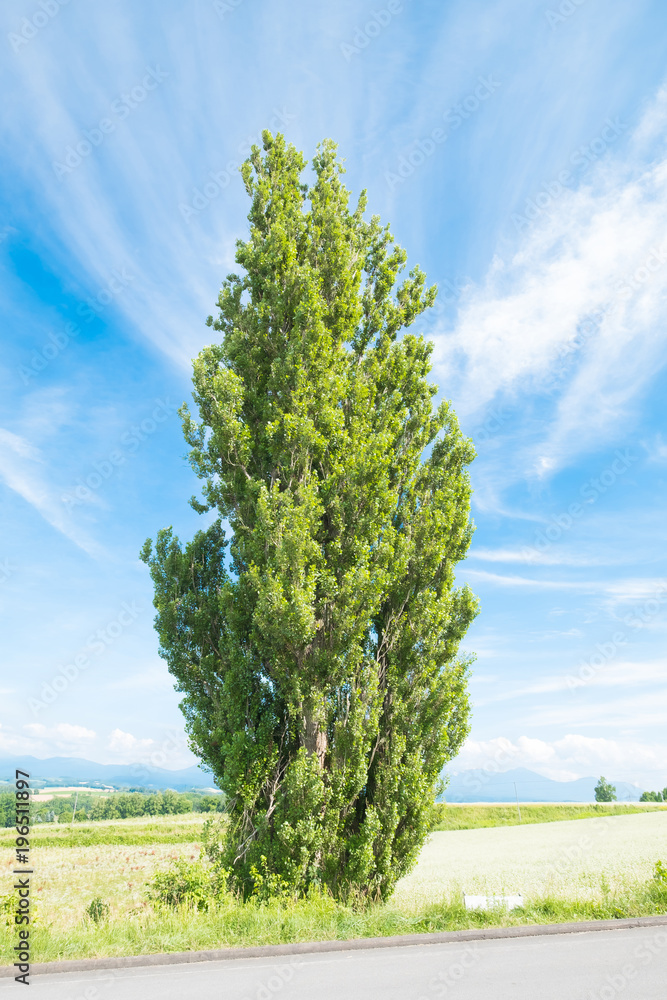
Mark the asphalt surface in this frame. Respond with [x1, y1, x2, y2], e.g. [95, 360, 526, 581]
[2, 925, 666, 999]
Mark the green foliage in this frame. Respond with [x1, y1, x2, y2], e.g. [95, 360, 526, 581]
[0, 793, 13, 828]
[141, 133, 477, 902]
[654, 860, 667, 883]
[85, 897, 110, 923]
[147, 859, 217, 911]
[0, 893, 13, 927]
[640, 790, 663, 802]
[248, 855, 294, 901]
[594, 777, 617, 802]
[3, 790, 223, 827]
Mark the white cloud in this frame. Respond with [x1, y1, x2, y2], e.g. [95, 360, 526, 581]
[107, 728, 154, 754]
[0, 427, 104, 557]
[24, 723, 96, 742]
[104, 728, 197, 769]
[0, 721, 97, 757]
[449, 733, 667, 787]
[462, 568, 594, 589]
[436, 83, 667, 480]
[467, 547, 608, 567]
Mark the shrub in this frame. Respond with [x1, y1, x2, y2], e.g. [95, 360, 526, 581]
[146, 859, 215, 911]
[85, 897, 110, 923]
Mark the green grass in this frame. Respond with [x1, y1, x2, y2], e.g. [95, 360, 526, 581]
[431, 802, 667, 831]
[5, 879, 666, 965]
[0, 812, 207, 848]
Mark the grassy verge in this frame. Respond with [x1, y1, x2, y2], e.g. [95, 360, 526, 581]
[431, 803, 667, 831]
[4, 881, 666, 965]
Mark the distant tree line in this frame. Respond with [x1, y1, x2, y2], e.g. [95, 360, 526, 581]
[593, 777, 667, 804]
[0, 789, 224, 827]
[639, 788, 667, 802]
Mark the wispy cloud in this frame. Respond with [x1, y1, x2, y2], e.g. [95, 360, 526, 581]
[462, 568, 596, 590]
[475, 658, 667, 707]
[467, 547, 609, 567]
[0, 427, 104, 556]
[435, 83, 667, 482]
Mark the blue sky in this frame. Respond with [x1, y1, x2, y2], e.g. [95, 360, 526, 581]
[2, 0, 666, 791]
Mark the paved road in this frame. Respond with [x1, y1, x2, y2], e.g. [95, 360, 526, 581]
[2, 926, 665, 999]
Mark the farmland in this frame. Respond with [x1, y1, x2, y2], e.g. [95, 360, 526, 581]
[1, 806, 666, 965]
[393, 810, 667, 906]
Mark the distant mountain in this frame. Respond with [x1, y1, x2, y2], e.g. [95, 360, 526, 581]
[0, 756, 216, 790]
[0, 757, 649, 801]
[442, 766, 646, 802]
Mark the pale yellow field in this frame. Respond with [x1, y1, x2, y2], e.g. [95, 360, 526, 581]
[2, 841, 201, 929]
[393, 811, 667, 907]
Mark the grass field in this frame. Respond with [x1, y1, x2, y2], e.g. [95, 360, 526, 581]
[0, 812, 206, 847]
[431, 801, 665, 830]
[2, 807, 665, 965]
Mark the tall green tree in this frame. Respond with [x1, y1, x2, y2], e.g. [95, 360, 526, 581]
[594, 776, 617, 802]
[141, 132, 478, 901]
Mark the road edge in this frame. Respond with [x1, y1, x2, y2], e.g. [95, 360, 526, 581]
[2, 914, 667, 977]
